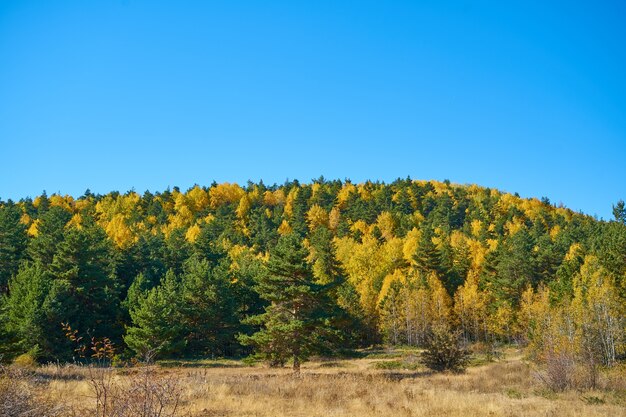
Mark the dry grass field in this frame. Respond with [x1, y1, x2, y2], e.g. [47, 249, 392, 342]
[4, 348, 625, 417]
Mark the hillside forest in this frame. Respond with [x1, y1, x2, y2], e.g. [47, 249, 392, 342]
[0, 179, 624, 377]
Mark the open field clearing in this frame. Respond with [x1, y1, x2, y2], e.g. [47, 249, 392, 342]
[5, 349, 625, 417]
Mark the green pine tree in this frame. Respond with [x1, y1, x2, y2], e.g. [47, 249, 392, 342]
[179, 257, 240, 356]
[239, 233, 339, 372]
[482, 228, 538, 307]
[43, 225, 121, 359]
[124, 270, 186, 359]
[0, 204, 28, 294]
[2, 262, 52, 359]
[413, 225, 441, 277]
[27, 206, 72, 266]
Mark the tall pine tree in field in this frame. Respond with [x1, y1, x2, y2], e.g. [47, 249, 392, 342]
[239, 233, 338, 372]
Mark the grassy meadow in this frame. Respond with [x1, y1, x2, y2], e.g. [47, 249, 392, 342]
[3, 347, 625, 417]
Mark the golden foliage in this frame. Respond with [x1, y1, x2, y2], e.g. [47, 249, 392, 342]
[306, 205, 328, 230]
[277, 220, 292, 236]
[236, 195, 252, 219]
[336, 182, 356, 208]
[105, 214, 136, 248]
[328, 207, 340, 231]
[186, 186, 210, 212]
[95, 193, 141, 222]
[49, 194, 75, 212]
[185, 223, 201, 243]
[27, 219, 40, 237]
[453, 270, 488, 341]
[209, 183, 245, 208]
[564, 243, 583, 262]
[263, 189, 286, 206]
[402, 227, 421, 264]
[427, 273, 451, 326]
[505, 217, 524, 236]
[284, 188, 298, 217]
[375, 212, 396, 241]
[350, 219, 371, 236]
[67, 213, 83, 230]
[470, 219, 483, 238]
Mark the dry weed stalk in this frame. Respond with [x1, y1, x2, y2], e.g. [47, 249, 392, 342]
[62, 323, 184, 417]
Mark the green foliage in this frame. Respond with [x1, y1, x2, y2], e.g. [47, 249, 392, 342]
[0, 204, 28, 294]
[27, 206, 72, 265]
[239, 234, 340, 371]
[124, 270, 186, 358]
[179, 257, 241, 356]
[482, 228, 538, 306]
[124, 256, 251, 359]
[3, 262, 51, 358]
[613, 200, 626, 224]
[44, 225, 121, 359]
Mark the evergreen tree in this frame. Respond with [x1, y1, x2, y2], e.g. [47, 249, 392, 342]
[0, 204, 28, 294]
[2, 262, 52, 358]
[483, 229, 538, 306]
[27, 206, 72, 266]
[163, 228, 192, 275]
[44, 225, 121, 359]
[613, 200, 626, 224]
[239, 233, 339, 371]
[115, 231, 167, 292]
[179, 257, 240, 356]
[413, 226, 441, 277]
[124, 270, 186, 359]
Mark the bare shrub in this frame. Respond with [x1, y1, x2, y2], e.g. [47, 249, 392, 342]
[70, 363, 184, 417]
[62, 323, 184, 417]
[116, 366, 183, 417]
[535, 349, 575, 392]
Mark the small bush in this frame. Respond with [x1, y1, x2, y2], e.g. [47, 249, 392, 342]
[12, 352, 38, 368]
[420, 325, 470, 373]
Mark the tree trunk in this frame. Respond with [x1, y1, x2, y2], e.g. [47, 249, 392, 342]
[293, 355, 300, 373]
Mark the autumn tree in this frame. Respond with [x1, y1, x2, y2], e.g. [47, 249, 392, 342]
[453, 271, 488, 342]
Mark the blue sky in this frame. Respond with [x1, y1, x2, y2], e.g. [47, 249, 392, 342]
[1, 1, 624, 219]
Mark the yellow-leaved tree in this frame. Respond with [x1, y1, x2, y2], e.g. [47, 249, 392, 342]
[571, 255, 624, 366]
[453, 270, 488, 342]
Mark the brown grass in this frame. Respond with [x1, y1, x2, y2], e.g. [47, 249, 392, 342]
[7, 349, 626, 417]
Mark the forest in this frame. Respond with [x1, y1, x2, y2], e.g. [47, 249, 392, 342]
[0, 178, 624, 381]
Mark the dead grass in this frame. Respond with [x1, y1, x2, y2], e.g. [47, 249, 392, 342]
[8, 350, 626, 417]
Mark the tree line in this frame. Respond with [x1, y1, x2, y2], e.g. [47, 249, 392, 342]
[0, 179, 624, 375]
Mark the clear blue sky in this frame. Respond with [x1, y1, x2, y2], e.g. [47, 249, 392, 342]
[1, 1, 624, 219]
